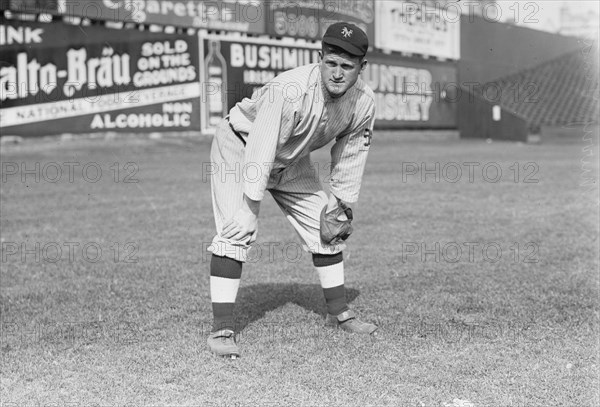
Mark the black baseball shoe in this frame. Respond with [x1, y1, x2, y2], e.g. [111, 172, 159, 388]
[325, 309, 378, 335]
[207, 329, 240, 359]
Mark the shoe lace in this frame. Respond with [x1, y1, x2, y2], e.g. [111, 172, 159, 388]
[219, 331, 236, 343]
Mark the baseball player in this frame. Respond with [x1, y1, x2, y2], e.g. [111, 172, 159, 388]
[207, 22, 377, 358]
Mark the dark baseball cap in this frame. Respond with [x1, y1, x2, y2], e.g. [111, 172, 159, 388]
[322, 22, 369, 57]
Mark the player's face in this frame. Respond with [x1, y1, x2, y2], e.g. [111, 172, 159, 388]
[319, 51, 367, 98]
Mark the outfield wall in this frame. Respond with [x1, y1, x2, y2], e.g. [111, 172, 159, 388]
[198, 35, 458, 134]
[1, 12, 458, 136]
[3, 1, 587, 139]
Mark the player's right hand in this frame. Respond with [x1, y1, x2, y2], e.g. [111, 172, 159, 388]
[222, 196, 260, 242]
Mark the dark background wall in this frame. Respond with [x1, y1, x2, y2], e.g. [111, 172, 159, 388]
[457, 15, 589, 140]
[459, 14, 584, 84]
[458, 92, 528, 141]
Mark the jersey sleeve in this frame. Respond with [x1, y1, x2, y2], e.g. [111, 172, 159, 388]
[328, 102, 375, 204]
[243, 86, 288, 201]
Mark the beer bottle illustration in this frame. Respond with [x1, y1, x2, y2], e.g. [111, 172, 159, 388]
[204, 40, 228, 127]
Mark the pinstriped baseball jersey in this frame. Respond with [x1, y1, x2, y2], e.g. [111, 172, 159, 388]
[228, 63, 376, 204]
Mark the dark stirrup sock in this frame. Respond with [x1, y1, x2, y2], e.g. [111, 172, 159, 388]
[210, 254, 242, 332]
[313, 252, 349, 316]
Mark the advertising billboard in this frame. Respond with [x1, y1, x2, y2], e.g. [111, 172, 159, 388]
[0, 19, 201, 135]
[199, 34, 456, 131]
[363, 52, 458, 128]
[1, 0, 266, 34]
[266, 0, 375, 42]
[199, 34, 321, 133]
[374, 0, 460, 60]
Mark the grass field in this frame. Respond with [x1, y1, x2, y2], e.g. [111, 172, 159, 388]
[1, 130, 598, 406]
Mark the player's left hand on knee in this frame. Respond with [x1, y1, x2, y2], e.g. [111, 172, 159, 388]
[320, 200, 354, 245]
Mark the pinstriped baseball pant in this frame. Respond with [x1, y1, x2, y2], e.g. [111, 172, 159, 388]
[208, 118, 345, 262]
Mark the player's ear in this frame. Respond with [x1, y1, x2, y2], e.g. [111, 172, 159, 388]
[318, 50, 323, 61]
[360, 59, 368, 73]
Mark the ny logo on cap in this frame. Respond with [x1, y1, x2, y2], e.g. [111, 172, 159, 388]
[341, 27, 353, 38]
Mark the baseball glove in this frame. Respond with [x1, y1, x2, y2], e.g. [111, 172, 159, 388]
[320, 201, 354, 245]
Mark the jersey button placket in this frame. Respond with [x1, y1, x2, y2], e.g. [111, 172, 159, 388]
[317, 108, 328, 141]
